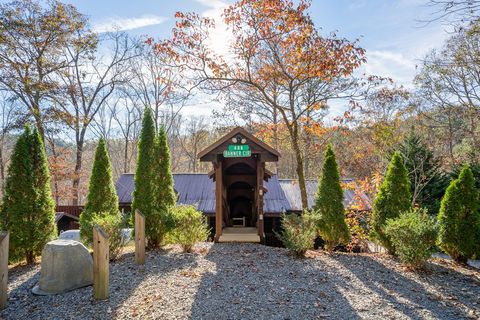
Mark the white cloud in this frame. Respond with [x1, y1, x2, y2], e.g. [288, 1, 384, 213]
[363, 50, 417, 86]
[194, 0, 234, 58]
[92, 15, 168, 33]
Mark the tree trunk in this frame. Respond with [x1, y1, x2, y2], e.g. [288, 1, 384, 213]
[26, 251, 35, 264]
[272, 108, 279, 175]
[72, 141, 84, 205]
[123, 138, 129, 173]
[0, 140, 4, 195]
[31, 102, 46, 143]
[289, 124, 308, 210]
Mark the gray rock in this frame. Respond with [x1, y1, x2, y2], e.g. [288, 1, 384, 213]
[32, 239, 93, 295]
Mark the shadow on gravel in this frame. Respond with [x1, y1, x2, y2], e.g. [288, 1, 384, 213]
[1, 250, 199, 320]
[332, 255, 480, 320]
[189, 244, 361, 320]
[108, 250, 199, 319]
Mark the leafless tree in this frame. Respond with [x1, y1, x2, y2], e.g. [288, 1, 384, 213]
[179, 116, 209, 173]
[425, 0, 480, 24]
[108, 90, 142, 173]
[128, 40, 189, 134]
[56, 31, 138, 204]
[415, 21, 480, 166]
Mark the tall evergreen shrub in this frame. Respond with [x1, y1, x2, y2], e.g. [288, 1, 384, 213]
[149, 126, 176, 247]
[437, 165, 480, 264]
[80, 138, 119, 244]
[370, 151, 411, 254]
[1, 126, 56, 263]
[131, 109, 159, 248]
[313, 144, 350, 251]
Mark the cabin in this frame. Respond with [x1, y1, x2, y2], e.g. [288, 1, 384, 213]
[116, 127, 370, 245]
[55, 212, 80, 234]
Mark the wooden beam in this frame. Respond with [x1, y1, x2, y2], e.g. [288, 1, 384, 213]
[135, 210, 145, 265]
[0, 231, 8, 310]
[215, 160, 223, 242]
[256, 159, 265, 239]
[93, 226, 109, 300]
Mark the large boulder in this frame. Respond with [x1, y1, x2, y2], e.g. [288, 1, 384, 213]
[32, 239, 93, 295]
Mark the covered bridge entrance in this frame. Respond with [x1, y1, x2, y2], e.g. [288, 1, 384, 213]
[198, 127, 280, 243]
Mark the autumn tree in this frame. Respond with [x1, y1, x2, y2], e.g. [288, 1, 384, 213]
[154, 0, 367, 209]
[0, 0, 90, 141]
[370, 151, 412, 254]
[80, 138, 119, 244]
[1, 126, 56, 263]
[313, 144, 350, 251]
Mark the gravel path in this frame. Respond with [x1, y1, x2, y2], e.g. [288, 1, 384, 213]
[2, 243, 480, 319]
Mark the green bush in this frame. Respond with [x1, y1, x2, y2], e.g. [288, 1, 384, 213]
[437, 165, 480, 264]
[385, 208, 438, 269]
[370, 151, 412, 254]
[92, 212, 126, 261]
[276, 212, 318, 258]
[170, 205, 210, 253]
[313, 144, 350, 251]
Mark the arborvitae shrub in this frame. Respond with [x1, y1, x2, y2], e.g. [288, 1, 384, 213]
[370, 151, 412, 254]
[80, 138, 119, 244]
[437, 165, 480, 264]
[150, 126, 176, 247]
[313, 144, 350, 251]
[1, 126, 56, 264]
[170, 205, 210, 253]
[385, 208, 438, 269]
[276, 212, 318, 258]
[131, 109, 159, 248]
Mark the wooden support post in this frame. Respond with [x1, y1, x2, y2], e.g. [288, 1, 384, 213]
[0, 231, 8, 310]
[215, 160, 223, 242]
[256, 159, 265, 240]
[135, 210, 145, 265]
[93, 226, 109, 300]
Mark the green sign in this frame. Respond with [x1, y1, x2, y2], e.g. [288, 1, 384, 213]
[223, 150, 251, 158]
[228, 144, 250, 151]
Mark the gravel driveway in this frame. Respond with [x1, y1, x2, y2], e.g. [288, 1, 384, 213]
[2, 243, 480, 319]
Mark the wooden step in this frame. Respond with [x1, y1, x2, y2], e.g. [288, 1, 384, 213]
[218, 228, 261, 243]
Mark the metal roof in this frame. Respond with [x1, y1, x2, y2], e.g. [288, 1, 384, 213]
[116, 173, 370, 215]
[277, 179, 371, 211]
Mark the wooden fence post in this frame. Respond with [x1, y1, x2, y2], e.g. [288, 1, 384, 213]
[135, 210, 145, 265]
[93, 226, 109, 300]
[0, 231, 8, 310]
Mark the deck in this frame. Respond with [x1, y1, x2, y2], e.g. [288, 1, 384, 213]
[217, 227, 261, 243]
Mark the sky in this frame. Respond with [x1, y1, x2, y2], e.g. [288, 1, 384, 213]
[8, 0, 453, 118]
